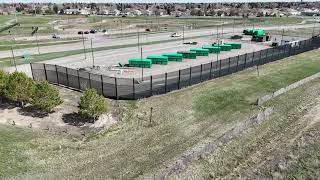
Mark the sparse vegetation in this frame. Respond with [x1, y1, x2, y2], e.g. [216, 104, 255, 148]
[79, 88, 107, 120]
[32, 81, 63, 113]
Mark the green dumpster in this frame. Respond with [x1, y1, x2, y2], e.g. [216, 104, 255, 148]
[146, 55, 168, 65]
[212, 44, 232, 51]
[177, 51, 197, 59]
[128, 58, 152, 68]
[224, 43, 242, 49]
[202, 46, 221, 54]
[190, 48, 209, 56]
[162, 53, 183, 62]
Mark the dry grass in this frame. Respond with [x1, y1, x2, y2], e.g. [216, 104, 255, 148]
[1, 49, 320, 179]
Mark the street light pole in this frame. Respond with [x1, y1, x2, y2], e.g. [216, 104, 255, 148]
[137, 29, 140, 52]
[90, 38, 95, 68]
[182, 24, 185, 44]
[11, 46, 17, 71]
[81, 33, 87, 60]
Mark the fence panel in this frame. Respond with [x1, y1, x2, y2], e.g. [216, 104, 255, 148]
[102, 76, 117, 99]
[45, 64, 57, 84]
[56, 66, 68, 86]
[245, 52, 254, 68]
[220, 58, 231, 76]
[90, 73, 103, 95]
[78, 71, 90, 91]
[237, 54, 246, 71]
[151, 74, 166, 96]
[117, 77, 134, 100]
[229, 56, 238, 73]
[179, 68, 191, 88]
[201, 62, 212, 81]
[190, 65, 201, 85]
[31, 63, 46, 81]
[66, 68, 80, 89]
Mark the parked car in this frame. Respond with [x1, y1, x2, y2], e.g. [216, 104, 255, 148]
[145, 28, 151, 32]
[171, 32, 181, 37]
[52, 33, 60, 39]
[102, 29, 107, 33]
[90, 29, 97, 34]
[78, 31, 83, 34]
[84, 31, 89, 34]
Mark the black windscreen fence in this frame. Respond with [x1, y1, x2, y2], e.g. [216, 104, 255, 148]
[31, 37, 320, 100]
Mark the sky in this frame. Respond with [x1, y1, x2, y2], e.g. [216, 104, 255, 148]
[0, 0, 319, 3]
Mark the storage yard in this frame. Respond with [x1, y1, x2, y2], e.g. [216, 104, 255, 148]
[44, 35, 271, 78]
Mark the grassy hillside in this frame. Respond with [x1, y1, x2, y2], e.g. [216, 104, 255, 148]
[1, 49, 320, 179]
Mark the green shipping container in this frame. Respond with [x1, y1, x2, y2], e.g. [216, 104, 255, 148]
[202, 46, 221, 53]
[146, 55, 169, 65]
[212, 44, 232, 51]
[253, 29, 265, 37]
[162, 53, 183, 62]
[128, 58, 152, 68]
[177, 51, 197, 59]
[224, 43, 242, 49]
[190, 48, 209, 56]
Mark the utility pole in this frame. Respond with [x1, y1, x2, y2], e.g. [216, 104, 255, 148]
[81, 33, 87, 60]
[11, 46, 17, 71]
[91, 39, 95, 68]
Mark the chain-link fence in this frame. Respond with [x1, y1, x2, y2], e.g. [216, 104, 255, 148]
[30, 37, 320, 100]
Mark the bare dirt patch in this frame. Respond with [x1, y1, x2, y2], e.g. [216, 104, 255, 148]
[0, 87, 117, 137]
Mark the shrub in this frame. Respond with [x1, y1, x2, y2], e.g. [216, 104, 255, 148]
[0, 70, 8, 96]
[0, 70, 8, 102]
[4, 71, 35, 106]
[79, 89, 107, 120]
[32, 81, 63, 113]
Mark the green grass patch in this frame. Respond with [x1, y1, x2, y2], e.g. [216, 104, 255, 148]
[0, 39, 81, 51]
[0, 126, 35, 177]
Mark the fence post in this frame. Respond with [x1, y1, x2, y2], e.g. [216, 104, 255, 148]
[178, 70, 181, 89]
[165, 73, 167, 93]
[115, 77, 118, 100]
[244, 53, 247, 68]
[259, 50, 262, 65]
[43, 64, 48, 81]
[200, 64, 203, 82]
[132, 78, 135, 99]
[77, 70, 80, 89]
[30, 63, 34, 80]
[101, 75, 104, 96]
[66, 68, 69, 86]
[55, 65, 59, 85]
[150, 75, 153, 96]
[88, 73, 92, 88]
[218, 60, 222, 77]
[236, 55, 239, 72]
[189, 67, 192, 85]
[210, 61, 213, 79]
[228, 58, 231, 73]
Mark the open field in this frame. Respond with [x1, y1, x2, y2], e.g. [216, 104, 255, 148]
[269, 25, 320, 38]
[1, 48, 320, 179]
